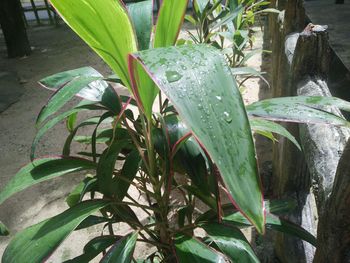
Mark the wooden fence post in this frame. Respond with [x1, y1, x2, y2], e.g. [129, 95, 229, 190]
[313, 139, 350, 263]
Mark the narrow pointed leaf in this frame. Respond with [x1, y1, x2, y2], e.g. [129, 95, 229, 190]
[221, 211, 316, 246]
[194, 0, 210, 13]
[0, 221, 9, 236]
[39, 67, 110, 101]
[64, 235, 121, 263]
[97, 140, 129, 196]
[2, 200, 109, 263]
[174, 234, 226, 263]
[31, 102, 103, 160]
[37, 76, 100, 125]
[0, 157, 96, 206]
[127, 0, 153, 50]
[246, 96, 350, 126]
[129, 45, 264, 232]
[112, 151, 141, 200]
[128, 57, 158, 119]
[212, 5, 243, 29]
[100, 232, 138, 263]
[202, 223, 259, 263]
[154, 0, 189, 48]
[49, 0, 137, 89]
[250, 118, 301, 150]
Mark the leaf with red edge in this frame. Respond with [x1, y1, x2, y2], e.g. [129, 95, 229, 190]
[129, 44, 265, 233]
[49, 0, 137, 89]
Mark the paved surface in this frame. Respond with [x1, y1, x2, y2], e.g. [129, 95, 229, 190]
[304, 0, 350, 71]
[0, 72, 23, 113]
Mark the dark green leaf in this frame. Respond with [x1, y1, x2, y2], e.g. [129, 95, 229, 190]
[130, 44, 264, 233]
[66, 176, 97, 207]
[127, 0, 153, 50]
[31, 101, 104, 160]
[49, 0, 137, 89]
[63, 117, 102, 156]
[250, 118, 301, 150]
[75, 215, 110, 231]
[202, 223, 259, 263]
[100, 232, 138, 263]
[64, 235, 121, 263]
[2, 200, 109, 263]
[174, 234, 226, 262]
[112, 151, 141, 200]
[97, 140, 129, 196]
[222, 212, 316, 246]
[246, 96, 350, 126]
[39, 67, 110, 101]
[0, 157, 96, 206]
[212, 5, 243, 29]
[37, 76, 101, 125]
[0, 221, 9, 236]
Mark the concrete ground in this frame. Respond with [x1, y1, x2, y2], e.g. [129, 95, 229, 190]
[0, 22, 271, 261]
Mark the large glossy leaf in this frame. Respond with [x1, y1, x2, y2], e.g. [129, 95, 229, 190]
[50, 0, 137, 89]
[129, 44, 264, 233]
[127, 0, 153, 50]
[174, 234, 226, 262]
[154, 0, 189, 48]
[202, 223, 259, 263]
[39, 67, 110, 101]
[2, 200, 109, 263]
[0, 157, 96, 206]
[250, 118, 301, 150]
[100, 232, 138, 263]
[246, 96, 350, 126]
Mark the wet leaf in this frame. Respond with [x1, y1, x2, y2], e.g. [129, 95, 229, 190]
[246, 96, 350, 126]
[127, 0, 153, 50]
[129, 44, 264, 233]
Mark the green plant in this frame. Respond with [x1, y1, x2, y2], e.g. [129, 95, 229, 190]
[184, 0, 278, 67]
[1, 0, 350, 262]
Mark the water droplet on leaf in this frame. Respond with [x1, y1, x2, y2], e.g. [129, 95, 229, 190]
[223, 111, 232, 123]
[166, 71, 183, 83]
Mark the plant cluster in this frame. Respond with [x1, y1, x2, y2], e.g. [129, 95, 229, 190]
[1, 0, 350, 262]
[184, 0, 278, 67]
